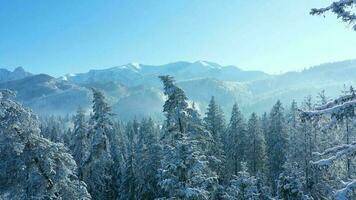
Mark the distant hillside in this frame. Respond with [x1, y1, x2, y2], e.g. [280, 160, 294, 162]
[0, 74, 91, 116]
[64, 61, 269, 87]
[1, 59, 355, 121]
[0, 67, 32, 83]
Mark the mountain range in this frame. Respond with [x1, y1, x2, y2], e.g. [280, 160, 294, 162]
[1, 60, 355, 121]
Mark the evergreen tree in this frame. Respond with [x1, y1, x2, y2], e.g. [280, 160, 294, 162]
[223, 163, 260, 200]
[136, 118, 162, 199]
[70, 107, 90, 180]
[119, 121, 138, 200]
[204, 96, 227, 181]
[157, 75, 218, 199]
[246, 112, 265, 176]
[187, 103, 212, 151]
[286, 100, 304, 165]
[266, 100, 288, 193]
[225, 103, 247, 177]
[277, 163, 312, 200]
[0, 89, 91, 199]
[82, 88, 115, 200]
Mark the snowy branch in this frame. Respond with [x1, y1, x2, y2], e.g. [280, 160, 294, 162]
[311, 141, 356, 167]
[300, 99, 356, 118]
[334, 180, 356, 200]
[311, 0, 356, 30]
[0, 89, 16, 100]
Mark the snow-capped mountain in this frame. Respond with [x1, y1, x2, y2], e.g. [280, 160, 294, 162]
[0, 67, 32, 83]
[65, 61, 269, 87]
[1, 60, 355, 121]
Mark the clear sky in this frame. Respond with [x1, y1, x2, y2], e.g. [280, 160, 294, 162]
[1, 0, 355, 76]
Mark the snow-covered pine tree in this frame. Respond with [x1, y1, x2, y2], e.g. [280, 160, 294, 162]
[261, 112, 269, 145]
[119, 121, 138, 200]
[135, 118, 162, 199]
[222, 162, 260, 200]
[108, 120, 124, 199]
[277, 163, 312, 200]
[310, 0, 356, 30]
[225, 103, 247, 177]
[301, 87, 356, 200]
[82, 88, 115, 200]
[246, 112, 265, 176]
[157, 75, 218, 199]
[112, 120, 127, 194]
[0, 89, 91, 199]
[286, 101, 300, 161]
[204, 96, 227, 182]
[40, 116, 67, 144]
[266, 100, 288, 193]
[70, 106, 90, 180]
[187, 102, 213, 152]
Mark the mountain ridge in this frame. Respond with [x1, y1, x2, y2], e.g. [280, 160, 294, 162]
[1, 59, 355, 121]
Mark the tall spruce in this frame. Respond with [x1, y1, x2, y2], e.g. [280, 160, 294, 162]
[246, 112, 265, 176]
[82, 88, 115, 200]
[136, 118, 162, 199]
[266, 100, 288, 193]
[204, 96, 226, 181]
[225, 103, 247, 177]
[70, 107, 90, 180]
[286, 100, 304, 164]
[157, 75, 218, 199]
[119, 121, 138, 200]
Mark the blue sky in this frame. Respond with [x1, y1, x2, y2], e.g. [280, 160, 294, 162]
[1, 0, 355, 76]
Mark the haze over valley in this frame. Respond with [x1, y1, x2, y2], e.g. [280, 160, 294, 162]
[1, 59, 355, 120]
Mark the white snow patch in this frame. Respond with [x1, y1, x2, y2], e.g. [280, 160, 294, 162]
[129, 62, 142, 70]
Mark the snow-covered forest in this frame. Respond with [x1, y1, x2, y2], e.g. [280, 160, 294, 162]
[1, 74, 355, 199]
[1, 0, 356, 199]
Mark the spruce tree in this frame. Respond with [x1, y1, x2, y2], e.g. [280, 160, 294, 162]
[246, 112, 265, 176]
[82, 88, 115, 200]
[119, 121, 137, 200]
[0, 89, 91, 199]
[223, 163, 260, 200]
[204, 96, 226, 181]
[266, 100, 288, 193]
[286, 100, 304, 164]
[136, 118, 162, 199]
[157, 75, 218, 199]
[70, 107, 90, 180]
[225, 103, 247, 177]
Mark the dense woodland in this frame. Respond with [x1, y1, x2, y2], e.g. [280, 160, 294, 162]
[1, 1, 356, 199]
[0, 75, 355, 200]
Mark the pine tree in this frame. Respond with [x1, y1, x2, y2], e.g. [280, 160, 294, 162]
[225, 103, 247, 177]
[277, 163, 312, 200]
[246, 112, 265, 176]
[0, 89, 91, 199]
[266, 100, 288, 193]
[157, 75, 218, 199]
[82, 88, 115, 200]
[135, 118, 162, 199]
[223, 163, 260, 200]
[300, 87, 356, 200]
[119, 121, 138, 200]
[70, 107, 90, 180]
[204, 96, 227, 181]
[286, 100, 303, 165]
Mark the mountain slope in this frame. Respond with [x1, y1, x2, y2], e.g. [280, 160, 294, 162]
[0, 67, 32, 83]
[0, 74, 91, 116]
[65, 61, 269, 86]
[1, 59, 355, 121]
